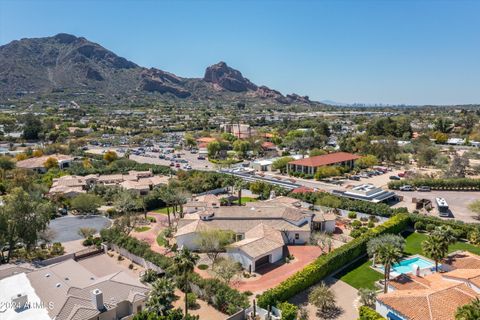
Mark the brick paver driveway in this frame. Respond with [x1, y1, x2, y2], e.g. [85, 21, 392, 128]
[235, 245, 323, 294]
[130, 212, 171, 254]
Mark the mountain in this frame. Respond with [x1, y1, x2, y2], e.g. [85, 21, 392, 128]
[0, 33, 316, 106]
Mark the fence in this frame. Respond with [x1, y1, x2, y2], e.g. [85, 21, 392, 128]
[109, 243, 165, 274]
[37, 253, 75, 266]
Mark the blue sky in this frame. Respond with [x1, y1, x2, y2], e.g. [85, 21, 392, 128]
[1, 0, 479, 105]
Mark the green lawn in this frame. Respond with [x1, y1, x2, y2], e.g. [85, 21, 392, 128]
[239, 197, 257, 205]
[404, 231, 480, 255]
[152, 206, 174, 214]
[156, 231, 168, 246]
[336, 257, 383, 290]
[134, 226, 151, 232]
[337, 231, 480, 290]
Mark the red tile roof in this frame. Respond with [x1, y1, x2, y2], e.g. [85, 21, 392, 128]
[261, 142, 276, 149]
[288, 152, 361, 167]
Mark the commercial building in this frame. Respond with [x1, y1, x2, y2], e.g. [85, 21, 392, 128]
[332, 183, 397, 203]
[287, 152, 361, 175]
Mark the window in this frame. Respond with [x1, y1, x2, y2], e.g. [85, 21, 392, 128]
[295, 233, 299, 240]
[236, 234, 244, 241]
[137, 305, 142, 313]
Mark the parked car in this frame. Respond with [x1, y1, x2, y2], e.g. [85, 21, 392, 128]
[398, 172, 406, 177]
[399, 185, 414, 191]
[197, 155, 206, 160]
[169, 162, 175, 167]
[349, 175, 361, 181]
[417, 186, 431, 192]
[175, 163, 180, 168]
[389, 175, 401, 180]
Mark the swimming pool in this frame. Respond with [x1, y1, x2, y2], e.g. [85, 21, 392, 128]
[389, 256, 435, 274]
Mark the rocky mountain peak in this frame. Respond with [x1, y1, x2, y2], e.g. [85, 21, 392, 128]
[203, 61, 257, 92]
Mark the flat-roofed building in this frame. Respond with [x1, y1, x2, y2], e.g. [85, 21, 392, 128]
[332, 183, 397, 203]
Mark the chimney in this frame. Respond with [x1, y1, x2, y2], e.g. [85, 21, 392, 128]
[91, 289, 104, 310]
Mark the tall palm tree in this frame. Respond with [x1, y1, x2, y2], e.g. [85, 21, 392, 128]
[367, 234, 405, 266]
[422, 235, 448, 272]
[377, 243, 403, 293]
[234, 179, 247, 206]
[455, 298, 480, 320]
[168, 248, 199, 318]
[158, 187, 175, 226]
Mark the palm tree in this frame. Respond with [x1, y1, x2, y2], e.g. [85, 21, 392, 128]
[455, 298, 480, 320]
[367, 234, 405, 266]
[168, 248, 199, 318]
[422, 234, 448, 272]
[234, 179, 247, 206]
[377, 243, 403, 293]
[146, 277, 176, 316]
[308, 282, 336, 315]
[358, 288, 377, 308]
[158, 187, 175, 226]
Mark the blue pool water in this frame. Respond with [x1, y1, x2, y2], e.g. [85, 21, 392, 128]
[389, 257, 435, 274]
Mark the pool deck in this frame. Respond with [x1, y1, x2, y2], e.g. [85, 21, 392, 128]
[371, 254, 439, 276]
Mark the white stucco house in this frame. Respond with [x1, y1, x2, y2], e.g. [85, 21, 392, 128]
[175, 196, 336, 272]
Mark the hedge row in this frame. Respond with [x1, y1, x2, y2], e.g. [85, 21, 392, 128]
[257, 214, 410, 308]
[100, 229, 248, 315]
[388, 178, 480, 191]
[408, 213, 480, 239]
[291, 192, 408, 217]
[358, 306, 386, 320]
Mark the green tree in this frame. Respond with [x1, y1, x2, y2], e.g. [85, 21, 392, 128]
[103, 150, 118, 163]
[308, 282, 336, 315]
[234, 179, 248, 205]
[309, 148, 328, 157]
[355, 155, 379, 169]
[71, 193, 103, 215]
[456, 298, 480, 320]
[146, 277, 177, 316]
[43, 157, 59, 170]
[272, 156, 294, 174]
[196, 229, 234, 266]
[22, 113, 43, 140]
[278, 302, 298, 320]
[0, 187, 53, 262]
[422, 234, 448, 272]
[358, 288, 377, 308]
[232, 140, 250, 159]
[212, 257, 242, 284]
[168, 248, 199, 318]
[367, 234, 405, 265]
[315, 166, 342, 180]
[377, 242, 403, 293]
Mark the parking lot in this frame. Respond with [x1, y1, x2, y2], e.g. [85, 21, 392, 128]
[394, 190, 480, 223]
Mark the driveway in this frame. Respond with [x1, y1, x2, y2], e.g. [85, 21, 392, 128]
[289, 277, 359, 320]
[235, 246, 323, 294]
[130, 212, 171, 254]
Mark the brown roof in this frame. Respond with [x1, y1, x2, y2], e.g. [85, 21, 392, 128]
[16, 154, 74, 169]
[379, 252, 480, 320]
[229, 224, 285, 258]
[196, 137, 217, 143]
[288, 152, 361, 167]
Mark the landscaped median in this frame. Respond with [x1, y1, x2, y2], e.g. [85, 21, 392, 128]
[388, 177, 480, 191]
[257, 213, 410, 308]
